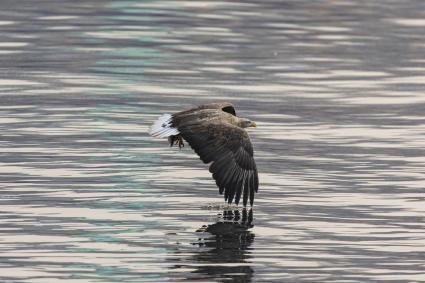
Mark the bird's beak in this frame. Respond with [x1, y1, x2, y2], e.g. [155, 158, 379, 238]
[250, 121, 257, 128]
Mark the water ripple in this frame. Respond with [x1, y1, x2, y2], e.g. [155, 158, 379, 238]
[1, 0, 424, 282]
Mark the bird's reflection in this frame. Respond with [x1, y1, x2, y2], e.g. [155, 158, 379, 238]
[192, 208, 255, 283]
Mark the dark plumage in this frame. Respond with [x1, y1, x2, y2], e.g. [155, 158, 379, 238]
[149, 102, 258, 206]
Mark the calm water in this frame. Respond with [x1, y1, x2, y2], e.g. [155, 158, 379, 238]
[1, 0, 425, 282]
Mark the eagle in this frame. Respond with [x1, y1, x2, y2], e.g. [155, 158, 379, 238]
[149, 102, 258, 206]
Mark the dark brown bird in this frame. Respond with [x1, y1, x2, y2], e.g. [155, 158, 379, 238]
[149, 102, 258, 206]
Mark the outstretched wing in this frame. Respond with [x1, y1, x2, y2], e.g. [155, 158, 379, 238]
[177, 121, 258, 206]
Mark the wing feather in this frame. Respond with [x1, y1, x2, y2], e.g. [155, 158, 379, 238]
[243, 173, 250, 206]
[177, 120, 258, 206]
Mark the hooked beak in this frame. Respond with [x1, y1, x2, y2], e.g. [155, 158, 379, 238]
[250, 121, 257, 128]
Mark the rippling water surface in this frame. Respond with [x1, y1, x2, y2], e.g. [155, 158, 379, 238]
[1, 0, 425, 282]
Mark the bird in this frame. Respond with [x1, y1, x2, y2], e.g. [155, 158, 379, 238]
[149, 102, 259, 206]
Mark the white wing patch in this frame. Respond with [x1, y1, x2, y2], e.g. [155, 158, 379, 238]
[149, 114, 180, 138]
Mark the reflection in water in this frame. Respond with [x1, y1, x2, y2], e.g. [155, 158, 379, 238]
[192, 209, 255, 283]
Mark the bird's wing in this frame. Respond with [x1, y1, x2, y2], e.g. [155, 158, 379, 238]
[177, 121, 258, 206]
[198, 102, 236, 116]
[174, 102, 236, 118]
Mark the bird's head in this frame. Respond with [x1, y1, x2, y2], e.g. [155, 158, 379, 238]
[239, 118, 257, 128]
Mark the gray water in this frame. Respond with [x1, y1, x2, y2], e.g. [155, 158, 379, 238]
[1, 0, 425, 282]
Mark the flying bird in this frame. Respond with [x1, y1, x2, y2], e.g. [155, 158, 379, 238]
[149, 102, 259, 206]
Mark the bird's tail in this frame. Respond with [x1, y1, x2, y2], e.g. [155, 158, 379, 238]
[149, 114, 180, 138]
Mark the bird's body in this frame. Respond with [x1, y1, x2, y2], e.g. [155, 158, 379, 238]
[149, 102, 258, 206]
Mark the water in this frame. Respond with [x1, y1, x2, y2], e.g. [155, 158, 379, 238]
[1, 0, 425, 282]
